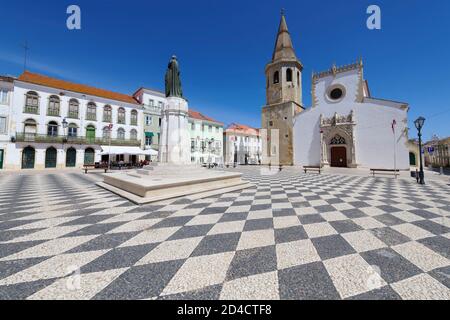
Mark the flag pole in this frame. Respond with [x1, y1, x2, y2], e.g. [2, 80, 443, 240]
[393, 120, 397, 179]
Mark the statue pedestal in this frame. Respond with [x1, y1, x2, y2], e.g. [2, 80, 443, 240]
[158, 96, 190, 165]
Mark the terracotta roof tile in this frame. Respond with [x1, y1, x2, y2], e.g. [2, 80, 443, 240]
[225, 123, 260, 135]
[18, 71, 139, 105]
[188, 109, 223, 125]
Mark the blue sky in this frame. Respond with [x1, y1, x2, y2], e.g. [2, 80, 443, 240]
[1, 0, 449, 141]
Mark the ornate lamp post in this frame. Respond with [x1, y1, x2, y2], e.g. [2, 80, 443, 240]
[414, 116, 425, 185]
[208, 138, 215, 168]
[62, 117, 68, 143]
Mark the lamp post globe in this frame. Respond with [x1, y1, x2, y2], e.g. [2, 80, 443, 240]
[414, 116, 426, 185]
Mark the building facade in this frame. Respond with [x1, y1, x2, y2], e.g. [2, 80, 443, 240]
[0, 76, 15, 170]
[188, 110, 223, 165]
[424, 136, 450, 168]
[261, 13, 304, 166]
[223, 123, 261, 165]
[294, 60, 410, 169]
[3, 71, 144, 170]
[133, 87, 164, 160]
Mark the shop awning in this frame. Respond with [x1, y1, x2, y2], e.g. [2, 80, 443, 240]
[145, 132, 154, 137]
[100, 146, 158, 156]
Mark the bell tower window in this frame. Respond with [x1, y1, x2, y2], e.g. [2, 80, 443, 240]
[273, 71, 279, 84]
[286, 68, 292, 82]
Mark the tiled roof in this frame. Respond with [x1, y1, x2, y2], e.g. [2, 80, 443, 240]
[225, 123, 260, 136]
[188, 109, 223, 125]
[18, 71, 139, 105]
[0, 75, 15, 83]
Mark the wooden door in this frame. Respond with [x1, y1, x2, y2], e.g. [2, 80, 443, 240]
[331, 147, 347, 167]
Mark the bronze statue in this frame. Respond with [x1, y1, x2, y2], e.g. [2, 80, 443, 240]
[165, 55, 183, 98]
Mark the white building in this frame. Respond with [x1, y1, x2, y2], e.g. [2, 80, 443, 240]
[294, 60, 409, 169]
[3, 71, 144, 170]
[133, 87, 165, 160]
[188, 110, 224, 165]
[224, 123, 262, 165]
[0, 76, 15, 170]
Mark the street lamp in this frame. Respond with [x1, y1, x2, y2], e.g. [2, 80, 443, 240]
[62, 118, 68, 143]
[414, 116, 425, 185]
[208, 138, 215, 168]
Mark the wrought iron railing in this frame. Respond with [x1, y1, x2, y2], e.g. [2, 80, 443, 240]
[15, 133, 141, 146]
[47, 109, 60, 117]
[86, 114, 97, 121]
[67, 112, 79, 119]
[24, 106, 39, 114]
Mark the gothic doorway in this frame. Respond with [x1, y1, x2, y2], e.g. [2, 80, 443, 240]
[331, 147, 347, 167]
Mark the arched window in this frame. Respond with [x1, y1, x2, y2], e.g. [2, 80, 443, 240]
[118, 108, 126, 124]
[25, 91, 39, 114]
[48, 95, 60, 116]
[68, 99, 79, 118]
[86, 102, 97, 120]
[286, 68, 293, 82]
[102, 126, 111, 139]
[68, 123, 77, 138]
[47, 121, 58, 136]
[24, 119, 37, 141]
[117, 128, 125, 140]
[330, 134, 346, 145]
[297, 71, 300, 87]
[103, 105, 112, 122]
[130, 129, 137, 140]
[273, 71, 279, 84]
[130, 110, 138, 125]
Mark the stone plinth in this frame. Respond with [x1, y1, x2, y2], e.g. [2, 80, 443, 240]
[158, 96, 190, 165]
[97, 164, 252, 204]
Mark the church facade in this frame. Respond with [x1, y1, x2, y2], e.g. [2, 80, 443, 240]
[263, 13, 410, 170]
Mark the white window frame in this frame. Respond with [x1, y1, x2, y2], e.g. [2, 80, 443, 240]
[0, 89, 9, 105]
[0, 116, 7, 134]
[145, 115, 152, 126]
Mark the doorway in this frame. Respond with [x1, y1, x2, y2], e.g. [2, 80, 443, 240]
[66, 147, 77, 167]
[22, 146, 35, 169]
[45, 147, 57, 168]
[331, 147, 347, 167]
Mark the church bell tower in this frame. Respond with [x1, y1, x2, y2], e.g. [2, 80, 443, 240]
[262, 11, 303, 166]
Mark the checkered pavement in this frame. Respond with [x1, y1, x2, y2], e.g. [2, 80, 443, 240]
[0, 168, 449, 300]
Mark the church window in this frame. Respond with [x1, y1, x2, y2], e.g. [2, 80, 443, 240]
[273, 71, 279, 84]
[286, 68, 292, 82]
[329, 88, 344, 100]
[297, 72, 300, 86]
[330, 134, 346, 145]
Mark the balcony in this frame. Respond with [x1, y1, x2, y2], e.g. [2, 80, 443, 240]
[47, 109, 60, 117]
[86, 114, 97, 121]
[15, 133, 141, 146]
[67, 112, 79, 119]
[24, 106, 39, 114]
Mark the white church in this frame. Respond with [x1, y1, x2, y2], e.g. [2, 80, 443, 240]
[263, 13, 410, 170]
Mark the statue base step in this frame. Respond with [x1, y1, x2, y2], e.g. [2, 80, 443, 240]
[97, 166, 252, 204]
